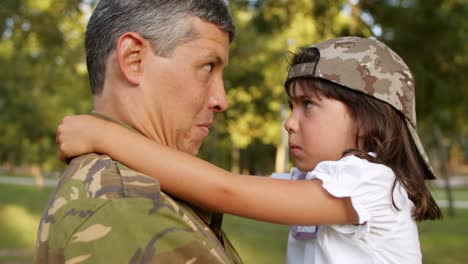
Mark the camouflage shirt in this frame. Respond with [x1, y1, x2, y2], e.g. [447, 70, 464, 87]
[35, 114, 242, 264]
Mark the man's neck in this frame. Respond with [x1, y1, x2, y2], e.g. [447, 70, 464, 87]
[93, 94, 124, 123]
[90, 111, 141, 135]
[94, 93, 167, 144]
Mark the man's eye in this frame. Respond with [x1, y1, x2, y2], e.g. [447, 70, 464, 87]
[203, 63, 213, 72]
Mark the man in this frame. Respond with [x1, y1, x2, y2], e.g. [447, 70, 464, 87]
[35, 0, 242, 263]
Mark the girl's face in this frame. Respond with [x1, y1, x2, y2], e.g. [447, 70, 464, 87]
[285, 83, 357, 172]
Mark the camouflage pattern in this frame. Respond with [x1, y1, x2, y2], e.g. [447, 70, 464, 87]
[35, 117, 242, 264]
[286, 36, 435, 179]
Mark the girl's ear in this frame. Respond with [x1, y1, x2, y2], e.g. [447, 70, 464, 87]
[355, 125, 365, 149]
[357, 127, 365, 137]
[116, 32, 148, 86]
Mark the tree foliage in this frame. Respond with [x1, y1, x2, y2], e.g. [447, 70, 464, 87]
[359, 0, 467, 160]
[205, 0, 371, 172]
[0, 0, 465, 174]
[0, 0, 92, 170]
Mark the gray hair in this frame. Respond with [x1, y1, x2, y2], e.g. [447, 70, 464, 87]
[85, 0, 235, 94]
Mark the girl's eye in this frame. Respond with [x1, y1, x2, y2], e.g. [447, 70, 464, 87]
[304, 100, 315, 109]
[203, 63, 213, 73]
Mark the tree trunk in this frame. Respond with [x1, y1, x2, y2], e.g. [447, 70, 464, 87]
[35, 137, 45, 187]
[432, 124, 455, 217]
[275, 105, 289, 173]
[231, 147, 240, 174]
[350, 2, 361, 35]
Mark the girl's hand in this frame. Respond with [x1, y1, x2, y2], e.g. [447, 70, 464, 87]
[56, 115, 107, 161]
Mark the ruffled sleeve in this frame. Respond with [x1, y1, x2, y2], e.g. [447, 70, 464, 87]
[306, 155, 397, 235]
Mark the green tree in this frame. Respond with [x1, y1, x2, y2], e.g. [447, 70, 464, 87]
[201, 0, 371, 173]
[359, 0, 467, 164]
[0, 0, 92, 172]
[2, 0, 464, 178]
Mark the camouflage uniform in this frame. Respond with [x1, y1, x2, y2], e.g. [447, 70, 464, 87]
[286, 36, 435, 179]
[35, 113, 242, 264]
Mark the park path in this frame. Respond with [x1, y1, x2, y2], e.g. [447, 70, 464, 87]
[1, 176, 468, 208]
[0, 175, 57, 187]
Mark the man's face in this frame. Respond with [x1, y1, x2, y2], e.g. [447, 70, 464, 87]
[140, 17, 229, 155]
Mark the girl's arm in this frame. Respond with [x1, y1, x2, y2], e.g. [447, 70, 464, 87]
[57, 115, 358, 226]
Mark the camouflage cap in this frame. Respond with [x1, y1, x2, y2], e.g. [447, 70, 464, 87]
[286, 36, 435, 179]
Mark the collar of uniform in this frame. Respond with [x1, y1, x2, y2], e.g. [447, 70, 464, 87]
[91, 110, 141, 135]
[91, 111, 162, 199]
[171, 197, 213, 224]
[192, 205, 214, 225]
[171, 197, 224, 241]
[198, 207, 224, 245]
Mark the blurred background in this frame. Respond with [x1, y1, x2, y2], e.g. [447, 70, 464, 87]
[0, 0, 466, 263]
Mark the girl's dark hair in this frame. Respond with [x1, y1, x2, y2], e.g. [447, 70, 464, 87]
[286, 47, 442, 221]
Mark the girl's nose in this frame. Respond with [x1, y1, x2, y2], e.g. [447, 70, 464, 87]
[284, 113, 297, 134]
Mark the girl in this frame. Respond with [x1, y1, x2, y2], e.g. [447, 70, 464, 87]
[57, 36, 441, 263]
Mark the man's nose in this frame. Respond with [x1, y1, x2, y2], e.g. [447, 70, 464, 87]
[208, 79, 229, 112]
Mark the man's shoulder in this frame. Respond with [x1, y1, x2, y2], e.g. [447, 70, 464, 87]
[54, 153, 119, 200]
[36, 155, 237, 263]
[59, 153, 161, 200]
[65, 153, 119, 182]
[63, 153, 116, 183]
[54, 153, 204, 216]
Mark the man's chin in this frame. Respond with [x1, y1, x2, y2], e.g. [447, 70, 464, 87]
[189, 148, 200, 156]
[178, 142, 202, 156]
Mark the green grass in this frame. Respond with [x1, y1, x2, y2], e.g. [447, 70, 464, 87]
[419, 209, 468, 264]
[224, 210, 468, 264]
[224, 216, 289, 264]
[429, 186, 468, 201]
[0, 184, 54, 250]
[0, 254, 32, 264]
[0, 181, 467, 263]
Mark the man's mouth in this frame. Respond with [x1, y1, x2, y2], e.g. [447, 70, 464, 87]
[198, 122, 212, 137]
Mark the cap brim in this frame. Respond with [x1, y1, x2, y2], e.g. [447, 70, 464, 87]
[405, 119, 436, 180]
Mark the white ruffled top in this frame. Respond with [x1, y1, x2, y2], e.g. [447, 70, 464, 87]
[272, 155, 421, 264]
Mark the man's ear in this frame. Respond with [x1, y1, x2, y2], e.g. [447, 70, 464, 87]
[116, 32, 148, 86]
